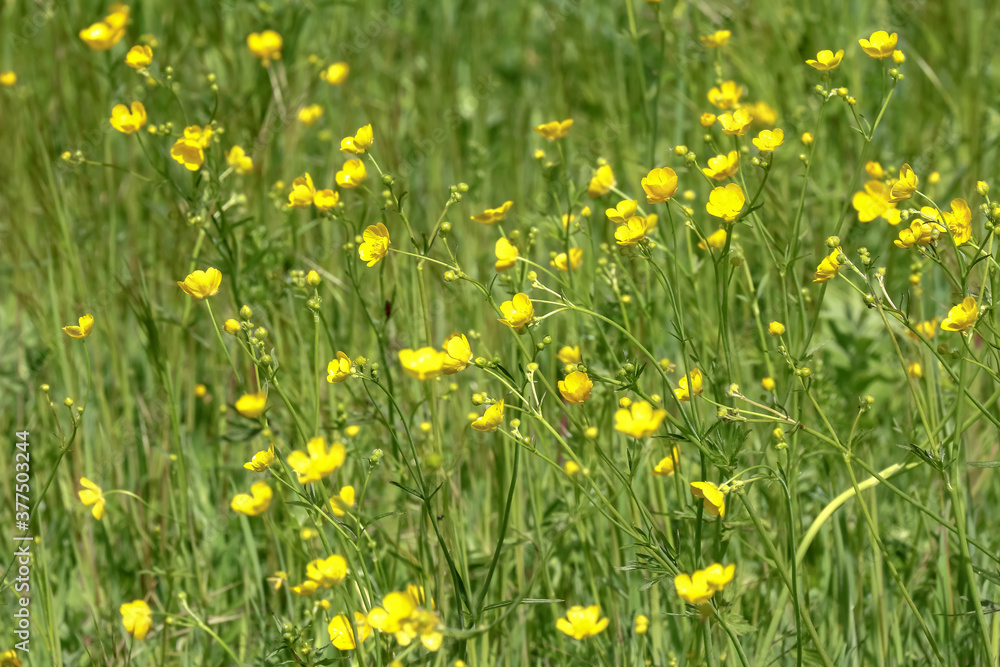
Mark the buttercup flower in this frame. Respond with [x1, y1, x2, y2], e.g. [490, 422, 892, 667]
[170, 125, 213, 171]
[690, 481, 726, 517]
[287, 437, 347, 484]
[859, 30, 898, 59]
[813, 248, 842, 283]
[703, 563, 735, 591]
[768, 321, 785, 336]
[494, 237, 519, 272]
[941, 296, 978, 332]
[752, 128, 784, 152]
[340, 124, 374, 154]
[555, 605, 610, 640]
[674, 368, 704, 401]
[674, 570, 714, 605]
[558, 371, 593, 404]
[806, 49, 844, 71]
[226, 145, 254, 174]
[718, 108, 752, 136]
[534, 119, 574, 141]
[442, 332, 473, 374]
[327, 351, 353, 383]
[702, 152, 739, 181]
[230, 480, 273, 516]
[641, 167, 679, 203]
[614, 217, 648, 246]
[247, 30, 282, 65]
[120, 599, 153, 640]
[865, 161, 884, 179]
[908, 362, 923, 379]
[552, 248, 583, 271]
[336, 159, 367, 188]
[399, 347, 446, 380]
[852, 180, 897, 223]
[652, 445, 680, 476]
[125, 45, 152, 68]
[700, 30, 731, 48]
[0, 72, 16, 87]
[244, 444, 276, 472]
[700, 112, 717, 127]
[322, 62, 350, 85]
[748, 100, 778, 126]
[290, 580, 319, 597]
[368, 588, 443, 652]
[79, 4, 129, 51]
[63, 314, 95, 339]
[762, 377, 776, 392]
[235, 391, 267, 418]
[306, 554, 348, 587]
[471, 400, 505, 432]
[288, 173, 317, 208]
[557, 345, 581, 364]
[888, 163, 918, 203]
[606, 199, 638, 224]
[634, 614, 649, 634]
[358, 223, 390, 266]
[894, 217, 944, 249]
[706, 184, 745, 222]
[942, 198, 972, 244]
[298, 104, 324, 126]
[499, 293, 534, 333]
[78, 477, 106, 520]
[110, 101, 147, 134]
[588, 164, 616, 198]
[329, 612, 372, 650]
[698, 228, 727, 250]
[329, 486, 356, 517]
[707, 80, 743, 110]
[314, 189, 340, 211]
[0, 649, 21, 666]
[177, 267, 222, 299]
[914, 319, 939, 341]
[614, 400, 667, 438]
[471, 200, 514, 224]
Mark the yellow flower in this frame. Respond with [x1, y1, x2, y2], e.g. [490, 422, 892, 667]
[79, 4, 129, 51]
[717, 108, 752, 136]
[322, 62, 350, 85]
[358, 223, 390, 266]
[327, 351, 353, 383]
[700, 112, 717, 127]
[267, 571, 288, 590]
[674, 368, 704, 401]
[675, 570, 714, 605]
[290, 580, 319, 596]
[641, 167, 679, 203]
[703, 563, 735, 592]
[298, 104, 324, 126]
[329, 612, 373, 651]
[698, 228, 727, 251]
[301, 528, 318, 540]
[230, 480, 273, 516]
[888, 163, 918, 203]
[762, 376, 776, 392]
[494, 237, 519, 272]
[557, 345, 581, 364]
[893, 218, 944, 249]
[125, 45, 152, 68]
[613, 217, 647, 246]
[399, 347, 446, 380]
[706, 183, 745, 222]
[634, 614, 649, 635]
[288, 173, 317, 208]
[652, 445, 680, 476]
[235, 391, 267, 418]
[0, 71, 17, 87]
[314, 189, 340, 211]
[558, 371, 593, 404]
[336, 158, 367, 188]
[699, 30, 731, 48]
[859, 30, 898, 59]
[852, 180, 897, 223]
[340, 123, 374, 154]
[330, 486, 356, 517]
[690, 481, 726, 517]
[865, 161, 884, 179]
[120, 599, 153, 640]
[368, 589, 443, 652]
[555, 605, 610, 640]
[552, 248, 583, 271]
[442, 333, 473, 374]
[226, 145, 253, 174]
[170, 125, 212, 171]
[306, 554, 348, 587]
[224, 318, 240, 334]
[564, 460, 581, 476]
[0, 649, 22, 666]
[908, 362, 922, 379]
[768, 321, 785, 336]
[801, 132, 814, 145]
[247, 30, 283, 66]
[606, 199, 638, 224]
[701, 151, 739, 181]
[614, 401, 667, 438]
[471, 200, 514, 224]
[813, 248, 842, 283]
[498, 293, 534, 333]
[63, 314, 95, 339]
[471, 400, 505, 432]
[110, 101, 147, 134]
[707, 80, 743, 110]
[893, 49, 906, 64]
[914, 318, 938, 339]
[752, 128, 784, 152]
[806, 49, 844, 71]
[588, 164, 616, 198]
[942, 198, 972, 245]
[194, 384, 207, 398]
[534, 118, 574, 141]
[78, 477, 106, 520]
[287, 437, 347, 484]
[244, 444, 276, 472]
[177, 267, 222, 299]
[940, 296, 978, 332]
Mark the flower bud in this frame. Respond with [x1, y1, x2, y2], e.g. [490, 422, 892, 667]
[240, 305, 253, 320]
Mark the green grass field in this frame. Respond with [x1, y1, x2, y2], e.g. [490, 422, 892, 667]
[2, 0, 1000, 665]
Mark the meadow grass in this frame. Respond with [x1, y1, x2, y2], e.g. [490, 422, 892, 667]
[2, 0, 1000, 665]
